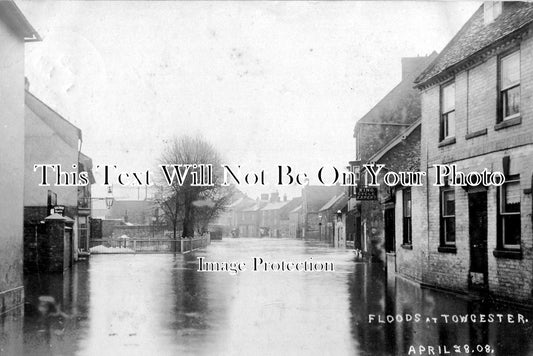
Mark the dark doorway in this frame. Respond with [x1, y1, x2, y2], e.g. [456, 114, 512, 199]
[384, 208, 395, 253]
[354, 216, 362, 250]
[65, 227, 74, 268]
[468, 191, 488, 290]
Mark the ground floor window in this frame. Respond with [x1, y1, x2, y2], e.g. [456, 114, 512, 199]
[402, 188, 412, 245]
[498, 175, 521, 249]
[440, 188, 456, 245]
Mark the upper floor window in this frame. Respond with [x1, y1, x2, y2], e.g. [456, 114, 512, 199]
[498, 175, 521, 249]
[402, 188, 412, 245]
[484, 2, 502, 25]
[440, 82, 455, 140]
[500, 50, 520, 121]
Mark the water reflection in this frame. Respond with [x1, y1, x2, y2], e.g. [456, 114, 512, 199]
[0, 238, 531, 355]
[348, 263, 533, 356]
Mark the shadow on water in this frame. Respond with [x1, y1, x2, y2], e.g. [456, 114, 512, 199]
[347, 262, 533, 356]
[18, 263, 90, 356]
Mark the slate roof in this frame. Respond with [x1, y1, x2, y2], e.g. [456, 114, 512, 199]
[290, 204, 302, 214]
[415, 2, 533, 87]
[318, 193, 347, 212]
[242, 203, 265, 212]
[367, 119, 421, 164]
[261, 201, 289, 211]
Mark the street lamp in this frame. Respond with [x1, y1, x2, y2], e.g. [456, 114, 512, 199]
[105, 196, 114, 209]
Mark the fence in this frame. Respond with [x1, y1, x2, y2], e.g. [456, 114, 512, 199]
[89, 233, 210, 254]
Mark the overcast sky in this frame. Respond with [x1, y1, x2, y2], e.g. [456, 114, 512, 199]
[19, 1, 481, 199]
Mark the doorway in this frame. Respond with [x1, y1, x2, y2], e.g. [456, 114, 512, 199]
[468, 191, 488, 290]
[384, 208, 395, 253]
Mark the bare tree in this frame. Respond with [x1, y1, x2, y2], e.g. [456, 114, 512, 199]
[157, 135, 230, 238]
[155, 187, 183, 240]
[193, 185, 235, 234]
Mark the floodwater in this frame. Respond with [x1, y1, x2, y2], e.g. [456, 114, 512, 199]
[1, 238, 532, 356]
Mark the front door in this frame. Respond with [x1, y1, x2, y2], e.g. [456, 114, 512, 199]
[469, 191, 488, 290]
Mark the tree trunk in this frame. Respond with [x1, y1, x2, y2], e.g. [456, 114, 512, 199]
[182, 198, 195, 238]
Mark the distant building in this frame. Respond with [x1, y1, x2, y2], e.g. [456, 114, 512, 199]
[0, 0, 40, 315]
[301, 185, 342, 240]
[259, 194, 301, 238]
[409, 2, 533, 304]
[237, 200, 267, 237]
[105, 199, 159, 225]
[213, 192, 255, 237]
[288, 204, 303, 239]
[318, 192, 348, 246]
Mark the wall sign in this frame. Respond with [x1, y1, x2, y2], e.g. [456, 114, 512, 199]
[53, 205, 65, 216]
[355, 187, 378, 201]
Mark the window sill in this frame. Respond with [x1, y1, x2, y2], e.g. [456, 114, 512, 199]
[493, 249, 522, 259]
[438, 245, 457, 253]
[438, 137, 456, 147]
[465, 128, 487, 140]
[494, 116, 521, 131]
[401, 244, 413, 250]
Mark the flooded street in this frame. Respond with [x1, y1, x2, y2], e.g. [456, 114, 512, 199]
[2, 238, 533, 356]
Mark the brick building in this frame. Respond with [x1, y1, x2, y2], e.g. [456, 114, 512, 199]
[0, 1, 40, 315]
[363, 120, 422, 268]
[301, 185, 341, 240]
[348, 54, 436, 261]
[408, 2, 533, 303]
[317, 192, 348, 246]
[24, 90, 95, 271]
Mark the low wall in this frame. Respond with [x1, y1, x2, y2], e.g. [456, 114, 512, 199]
[90, 233, 210, 254]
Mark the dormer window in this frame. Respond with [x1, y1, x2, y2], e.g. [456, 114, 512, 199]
[484, 2, 502, 25]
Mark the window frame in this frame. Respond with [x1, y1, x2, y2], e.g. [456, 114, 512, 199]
[440, 81, 456, 141]
[498, 174, 521, 249]
[402, 188, 412, 246]
[498, 49, 521, 122]
[440, 187, 456, 246]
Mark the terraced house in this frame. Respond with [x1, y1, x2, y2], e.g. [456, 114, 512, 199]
[409, 1, 533, 304]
